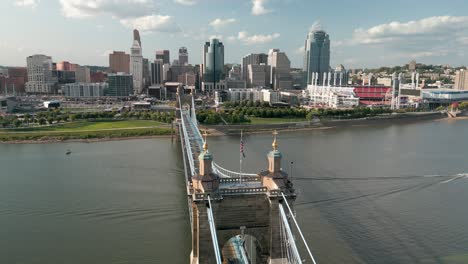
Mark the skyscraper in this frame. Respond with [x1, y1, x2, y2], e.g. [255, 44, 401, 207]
[179, 47, 188, 65]
[150, 59, 163, 85]
[156, 50, 170, 64]
[304, 29, 330, 85]
[268, 49, 292, 90]
[242, 53, 268, 81]
[202, 38, 225, 83]
[109, 51, 130, 73]
[130, 29, 143, 94]
[248, 64, 271, 87]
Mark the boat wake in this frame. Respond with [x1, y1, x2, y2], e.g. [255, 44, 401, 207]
[439, 173, 468, 184]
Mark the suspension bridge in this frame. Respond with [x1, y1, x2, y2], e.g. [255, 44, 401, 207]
[177, 92, 317, 264]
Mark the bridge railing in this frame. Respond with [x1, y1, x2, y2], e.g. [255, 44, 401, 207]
[219, 177, 261, 184]
[180, 109, 196, 177]
[220, 187, 268, 195]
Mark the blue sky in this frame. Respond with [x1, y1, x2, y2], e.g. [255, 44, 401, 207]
[2, 0, 468, 68]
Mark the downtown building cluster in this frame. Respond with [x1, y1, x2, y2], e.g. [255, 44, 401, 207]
[2, 26, 467, 109]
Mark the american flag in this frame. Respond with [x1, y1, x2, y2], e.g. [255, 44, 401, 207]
[240, 133, 246, 158]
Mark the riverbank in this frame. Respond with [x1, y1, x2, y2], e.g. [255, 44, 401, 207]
[0, 112, 447, 143]
[0, 120, 173, 143]
[203, 112, 445, 135]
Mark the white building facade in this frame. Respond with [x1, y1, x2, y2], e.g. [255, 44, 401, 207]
[25, 54, 56, 94]
[130, 40, 143, 94]
[63, 83, 107, 97]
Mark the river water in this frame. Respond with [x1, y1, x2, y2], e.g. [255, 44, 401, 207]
[1, 118, 468, 263]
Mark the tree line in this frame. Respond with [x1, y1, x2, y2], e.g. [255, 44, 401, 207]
[0, 109, 175, 128]
[197, 104, 393, 125]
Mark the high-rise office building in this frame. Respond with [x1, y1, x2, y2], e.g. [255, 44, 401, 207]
[248, 64, 271, 88]
[156, 50, 170, 64]
[203, 38, 225, 83]
[268, 49, 292, 90]
[130, 30, 143, 94]
[143, 58, 150, 89]
[109, 51, 130, 73]
[179, 47, 188, 65]
[304, 29, 330, 85]
[454, 69, 468, 90]
[106, 73, 133, 96]
[150, 59, 163, 85]
[242, 53, 268, 80]
[25, 54, 57, 94]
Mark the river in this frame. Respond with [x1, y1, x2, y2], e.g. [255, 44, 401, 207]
[1, 118, 468, 263]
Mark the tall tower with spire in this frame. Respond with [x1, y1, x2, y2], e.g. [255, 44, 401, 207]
[130, 29, 143, 94]
[193, 131, 220, 193]
[260, 130, 292, 192]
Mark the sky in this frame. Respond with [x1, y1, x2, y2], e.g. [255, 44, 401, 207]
[1, 0, 468, 69]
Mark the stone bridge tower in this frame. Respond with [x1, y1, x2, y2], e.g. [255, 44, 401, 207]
[190, 131, 296, 264]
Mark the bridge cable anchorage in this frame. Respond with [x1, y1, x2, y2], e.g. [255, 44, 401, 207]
[207, 195, 222, 264]
[281, 193, 318, 264]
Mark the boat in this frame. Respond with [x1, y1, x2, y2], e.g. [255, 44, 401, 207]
[66, 149, 72, 155]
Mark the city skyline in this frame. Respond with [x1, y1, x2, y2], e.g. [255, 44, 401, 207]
[1, 0, 468, 68]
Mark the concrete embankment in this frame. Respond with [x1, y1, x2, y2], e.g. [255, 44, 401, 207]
[204, 112, 445, 135]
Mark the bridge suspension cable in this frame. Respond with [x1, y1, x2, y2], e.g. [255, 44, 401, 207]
[207, 195, 222, 264]
[281, 193, 318, 264]
[279, 203, 302, 263]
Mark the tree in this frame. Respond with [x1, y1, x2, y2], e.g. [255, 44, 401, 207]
[47, 117, 54, 125]
[13, 119, 22, 128]
[38, 118, 46, 125]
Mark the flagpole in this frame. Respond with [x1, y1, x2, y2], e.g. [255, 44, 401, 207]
[240, 129, 243, 184]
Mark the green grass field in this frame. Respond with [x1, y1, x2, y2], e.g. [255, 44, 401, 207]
[0, 120, 172, 142]
[3, 120, 164, 132]
[248, 117, 308, 125]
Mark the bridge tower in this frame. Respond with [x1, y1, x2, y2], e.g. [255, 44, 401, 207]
[189, 131, 296, 264]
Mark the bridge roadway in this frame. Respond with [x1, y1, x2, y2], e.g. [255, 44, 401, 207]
[177, 95, 317, 264]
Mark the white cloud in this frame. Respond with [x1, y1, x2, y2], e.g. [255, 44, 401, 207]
[120, 15, 179, 33]
[59, 0, 180, 33]
[59, 0, 153, 19]
[237, 31, 280, 45]
[210, 35, 223, 40]
[100, 49, 113, 57]
[174, 0, 197, 5]
[352, 16, 468, 45]
[14, 0, 39, 8]
[294, 46, 304, 55]
[309, 21, 322, 32]
[252, 0, 271, 16]
[209, 18, 236, 29]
